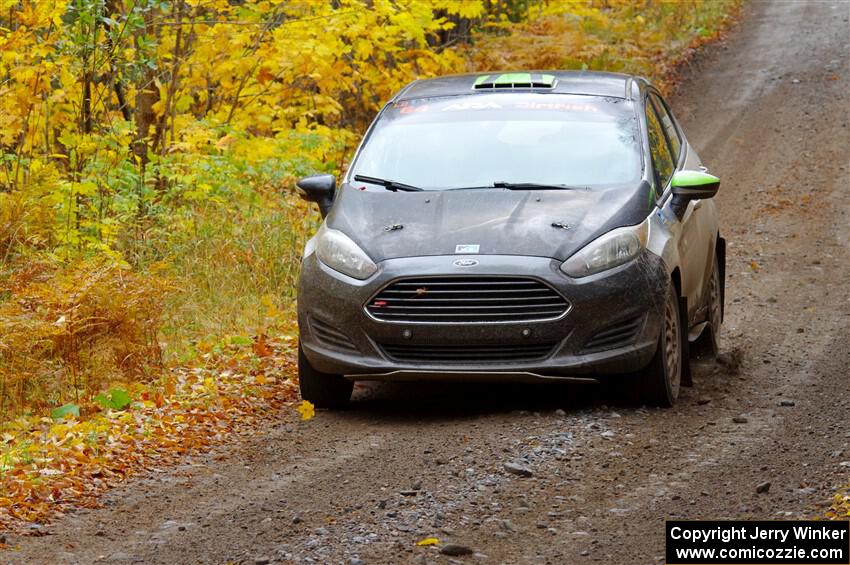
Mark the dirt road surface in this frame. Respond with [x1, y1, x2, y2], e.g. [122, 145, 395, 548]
[5, 1, 849, 563]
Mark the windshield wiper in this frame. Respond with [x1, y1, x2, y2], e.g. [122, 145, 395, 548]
[353, 175, 423, 192]
[492, 181, 583, 191]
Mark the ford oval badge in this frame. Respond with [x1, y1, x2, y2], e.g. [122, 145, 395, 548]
[453, 259, 479, 267]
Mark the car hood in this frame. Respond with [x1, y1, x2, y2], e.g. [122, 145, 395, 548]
[326, 182, 653, 263]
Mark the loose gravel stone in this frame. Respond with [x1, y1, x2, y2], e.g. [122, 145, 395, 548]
[441, 544, 474, 556]
[503, 462, 533, 477]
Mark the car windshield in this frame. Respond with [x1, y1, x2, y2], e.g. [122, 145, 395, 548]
[348, 93, 641, 190]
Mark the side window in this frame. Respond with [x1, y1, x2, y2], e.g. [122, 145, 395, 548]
[645, 100, 675, 196]
[650, 94, 682, 163]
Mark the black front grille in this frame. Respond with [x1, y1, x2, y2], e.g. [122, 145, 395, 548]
[310, 316, 358, 352]
[582, 316, 644, 351]
[366, 277, 569, 323]
[380, 342, 557, 364]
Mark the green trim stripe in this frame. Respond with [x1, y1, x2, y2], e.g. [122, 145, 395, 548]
[473, 72, 557, 89]
[494, 72, 532, 84]
[671, 170, 720, 187]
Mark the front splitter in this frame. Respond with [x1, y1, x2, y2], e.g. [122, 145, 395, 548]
[346, 369, 600, 384]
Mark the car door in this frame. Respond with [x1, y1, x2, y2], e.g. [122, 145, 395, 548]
[644, 94, 699, 321]
[648, 92, 716, 322]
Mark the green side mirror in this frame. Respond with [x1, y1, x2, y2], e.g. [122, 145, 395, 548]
[668, 170, 720, 220]
[670, 170, 720, 200]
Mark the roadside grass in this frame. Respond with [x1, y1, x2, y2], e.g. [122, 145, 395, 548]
[158, 195, 318, 359]
[0, 335, 299, 533]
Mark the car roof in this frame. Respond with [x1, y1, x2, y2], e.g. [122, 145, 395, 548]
[392, 71, 647, 102]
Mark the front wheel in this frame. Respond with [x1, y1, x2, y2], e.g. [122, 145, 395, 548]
[633, 284, 683, 407]
[298, 342, 353, 409]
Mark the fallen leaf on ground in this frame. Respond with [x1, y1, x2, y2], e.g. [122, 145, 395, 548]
[296, 400, 315, 421]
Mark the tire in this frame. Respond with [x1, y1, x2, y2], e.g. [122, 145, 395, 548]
[634, 283, 683, 407]
[691, 254, 722, 359]
[298, 341, 353, 409]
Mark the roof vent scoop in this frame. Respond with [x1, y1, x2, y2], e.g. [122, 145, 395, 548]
[473, 73, 557, 90]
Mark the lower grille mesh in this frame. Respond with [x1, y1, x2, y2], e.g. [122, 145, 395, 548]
[380, 342, 556, 364]
[582, 316, 644, 351]
[310, 317, 357, 352]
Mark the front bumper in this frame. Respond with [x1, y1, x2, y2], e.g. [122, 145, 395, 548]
[297, 251, 670, 381]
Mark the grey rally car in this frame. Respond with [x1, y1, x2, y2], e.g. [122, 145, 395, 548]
[295, 71, 724, 408]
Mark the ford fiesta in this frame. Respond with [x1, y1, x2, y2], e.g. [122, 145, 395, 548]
[295, 71, 725, 408]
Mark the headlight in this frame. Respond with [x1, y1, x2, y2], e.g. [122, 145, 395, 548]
[560, 219, 649, 278]
[315, 225, 377, 280]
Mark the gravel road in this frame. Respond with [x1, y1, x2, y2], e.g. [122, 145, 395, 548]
[5, 1, 849, 563]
